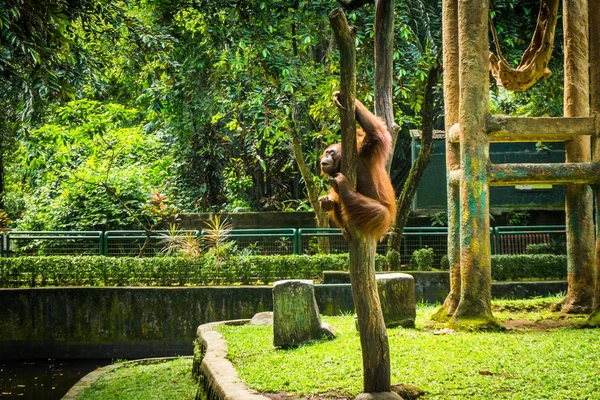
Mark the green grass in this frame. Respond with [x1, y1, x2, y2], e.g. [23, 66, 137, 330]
[79, 358, 196, 400]
[218, 297, 600, 399]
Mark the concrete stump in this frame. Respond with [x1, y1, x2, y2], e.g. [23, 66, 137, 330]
[273, 280, 335, 348]
[250, 312, 273, 326]
[377, 273, 416, 328]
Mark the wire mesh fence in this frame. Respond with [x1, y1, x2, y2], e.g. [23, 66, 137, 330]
[220, 229, 297, 255]
[0, 226, 569, 259]
[5, 232, 103, 256]
[104, 230, 200, 257]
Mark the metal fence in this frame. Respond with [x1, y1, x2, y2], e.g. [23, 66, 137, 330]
[104, 230, 200, 257]
[493, 226, 566, 255]
[0, 226, 568, 262]
[222, 229, 297, 255]
[5, 231, 103, 257]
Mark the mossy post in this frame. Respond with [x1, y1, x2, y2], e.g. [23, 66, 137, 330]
[561, 0, 594, 314]
[589, 0, 600, 325]
[432, 0, 460, 322]
[449, 0, 500, 330]
[329, 8, 393, 395]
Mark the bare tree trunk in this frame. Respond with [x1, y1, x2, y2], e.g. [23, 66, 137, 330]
[432, 0, 461, 321]
[329, 8, 392, 395]
[561, 0, 594, 314]
[389, 64, 440, 252]
[289, 110, 330, 253]
[449, 0, 500, 330]
[374, 0, 400, 173]
[589, 0, 600, 325]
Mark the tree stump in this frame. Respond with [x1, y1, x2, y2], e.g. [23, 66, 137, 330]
[377, 273, 416, 328]
[273, 280, 335, 348]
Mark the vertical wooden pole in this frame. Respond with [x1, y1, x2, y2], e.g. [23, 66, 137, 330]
[329, 8, 394, 395]
[561, 0, 594, 314]
[450, 0, 499, 329]
[433, 0, 461, 321]
[589, 0, 600, 324]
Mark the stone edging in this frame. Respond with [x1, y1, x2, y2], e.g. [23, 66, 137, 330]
[61, 356, 192, 400]
[195, 320, 270, 400]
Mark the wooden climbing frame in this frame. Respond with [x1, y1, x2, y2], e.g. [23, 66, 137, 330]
[442, 0, 600, 325]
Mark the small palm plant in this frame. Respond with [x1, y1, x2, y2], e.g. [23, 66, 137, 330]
[159, 224, 202, 258]
[202, 215, 234, 265]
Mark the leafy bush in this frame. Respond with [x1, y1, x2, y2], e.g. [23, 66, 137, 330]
[440, 255, 450, 270]
[385, 249, 401, 271]
[525, 242, 566, 255]
[410, 248, 434, 271]
[491, 254, 567, 281]
[0, 254, 353, 287]
[0, 253, 569, 288]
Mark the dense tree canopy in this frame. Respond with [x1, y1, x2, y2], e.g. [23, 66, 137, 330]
[0, 0, 563, 230]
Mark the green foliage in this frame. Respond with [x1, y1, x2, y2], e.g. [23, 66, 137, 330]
[385, 249, 402, 271]
[525, 242, 566, 256]
[12, 100, 175, 231]
[79, 358, 195, 400]
[0, 254, 351, 287]
[440, 254, 450, 270]
[508, 211, 531, 226]
[491, 254, 567, 281]
[429, 211, 448, 227]
[409, 247, 434, 271]
[0, 253, 569, 287]
[488, 0, 563, 117]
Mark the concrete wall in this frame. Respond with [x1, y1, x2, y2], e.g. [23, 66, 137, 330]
[0, 279, 567, 360]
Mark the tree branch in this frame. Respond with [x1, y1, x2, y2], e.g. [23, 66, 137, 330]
[392, 62, 441, 246]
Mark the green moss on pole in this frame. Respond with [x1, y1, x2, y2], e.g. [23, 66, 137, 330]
[589, 0, 600, 325]
[561, 0, 594, 314]
[449, 0, 501, 331]
[432, 0, 461, 322]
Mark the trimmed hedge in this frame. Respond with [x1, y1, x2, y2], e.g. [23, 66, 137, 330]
[491, 254, 567, 281]
[0, 254, 568, 288]
[0, 255, 356, 287]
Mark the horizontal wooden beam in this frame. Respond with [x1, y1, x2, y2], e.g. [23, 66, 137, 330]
[488, 162, 600, 186]
[484, 114, 596, 143]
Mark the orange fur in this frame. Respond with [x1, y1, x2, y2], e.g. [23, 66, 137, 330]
[318, 99, 396, 241]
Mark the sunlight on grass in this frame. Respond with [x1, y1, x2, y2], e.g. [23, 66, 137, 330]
[79, 358, 196, 400]
[219, 297, 600, 399]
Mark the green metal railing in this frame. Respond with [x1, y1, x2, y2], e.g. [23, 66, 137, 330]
[209, 228, 297, 255]
[0, 226, 568, 259]
[104, 230, 200, 257]
[5, 231, 103, 257]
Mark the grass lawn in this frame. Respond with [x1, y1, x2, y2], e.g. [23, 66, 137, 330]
[79, 358, 196, 400]
[219, 296, 600, 399]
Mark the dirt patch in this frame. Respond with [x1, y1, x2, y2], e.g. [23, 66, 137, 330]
[263, 393, 351, 400]
[501, 318, 585, 331]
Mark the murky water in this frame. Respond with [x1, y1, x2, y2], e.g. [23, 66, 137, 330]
[0, 359, 109, 400]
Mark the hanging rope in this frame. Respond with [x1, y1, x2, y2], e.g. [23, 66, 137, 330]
[489, 0, 559, 92]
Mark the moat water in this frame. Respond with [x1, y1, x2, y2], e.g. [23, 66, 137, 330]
[0, 359, 109, 400]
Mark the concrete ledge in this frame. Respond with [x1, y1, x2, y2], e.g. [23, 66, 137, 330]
[61, 356, 191, 400]
[194, 320, 270, 400]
